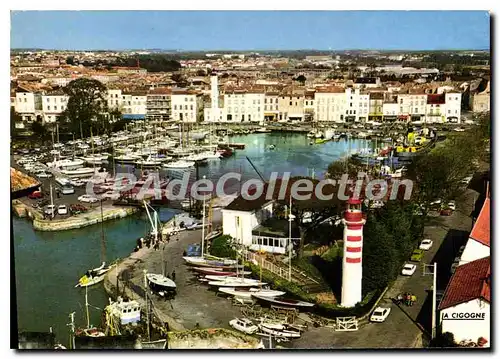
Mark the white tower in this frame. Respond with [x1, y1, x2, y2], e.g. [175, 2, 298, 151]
[210, 73, 219, 109]
[341, 197, 366, 307]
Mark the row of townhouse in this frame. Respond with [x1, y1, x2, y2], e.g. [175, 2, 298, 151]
[203, 74, 463, 124]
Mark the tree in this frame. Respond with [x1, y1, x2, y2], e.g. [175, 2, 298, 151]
[30, 118, 47, 142]
[295, 75, 306, 85]
[10, 108, 21, 136]
[196, 69, 207, 76]
[209, 235, 237, 259]
[362, 213, 399, 294]
[58, 78, 108, 139]
[66, 56, 75, 65]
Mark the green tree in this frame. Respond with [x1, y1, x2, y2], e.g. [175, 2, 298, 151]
[362, 213, 399, 294]
[10, 108, 21, 136]
[30, 118, 47, 142]
[295, 75, 306, 84]
[209, 235, 237, 259]
[58, 78, 108, 139]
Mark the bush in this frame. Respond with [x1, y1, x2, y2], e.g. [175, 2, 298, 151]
[208, 235, 237, 259]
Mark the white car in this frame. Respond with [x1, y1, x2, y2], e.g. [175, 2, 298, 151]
[78, 194, 98, 203]
[430, 199, 442, 206]
[57, 205, 68, 215]
[419, 239, 433, 250]
[44, 205, 56, 216]
[102, 191, 120, 200]
[401, 263, 417, 276]
[448, 201, 456, 211]
[370, 307, 391, 323]
[37, 172, 52, 178]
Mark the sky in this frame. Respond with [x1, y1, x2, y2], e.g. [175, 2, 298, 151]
[10, 11, 490, 51]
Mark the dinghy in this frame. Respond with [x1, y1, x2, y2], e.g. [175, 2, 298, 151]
[219, 287, 285, 299]
[252, 295, 315, 308]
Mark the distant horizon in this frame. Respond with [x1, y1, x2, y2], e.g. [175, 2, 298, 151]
[11, 11, 490, 51]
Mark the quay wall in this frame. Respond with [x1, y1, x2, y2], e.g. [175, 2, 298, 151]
[32, 206, 139, 232]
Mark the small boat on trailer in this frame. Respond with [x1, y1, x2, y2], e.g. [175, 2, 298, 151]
[193, 268, 250, 276]
[208, 278, 267, 287]
[147, 273, 177, 298]
[258, 322, 301, 339]
[182, 256, 238, 268]
[252, 295, 315, 309]
[219, 287, 286, 299]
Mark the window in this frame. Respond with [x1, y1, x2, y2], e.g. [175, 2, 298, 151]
[400, 99, 403, 104]
[275, 105, 278, 110]
[400, 107, 403, 112]
[48, 106, 51, 110]
[190, 105, 193, 110]
[289, 101, 292, 106]
[241, 115, 245, 121]
[415, 108, 418, 113]
[257, 107, 260, 112]
[184, 98, 187, 102]
[46, 98, 50, 102]
[350, 103, 353, 107]
[264, 99, 267, 104]
[248, 114, 251, 121]
[24, 98, 27, 103]
[55, 106, 58, 110]
[448, 110, 451, 114]
[295, 102, 298, 106]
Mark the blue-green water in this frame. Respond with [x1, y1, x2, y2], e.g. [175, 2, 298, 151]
[13, 133, 373, 345]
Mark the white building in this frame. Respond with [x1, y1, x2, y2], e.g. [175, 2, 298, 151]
[15, 90, 42, 122]
[122, 92, 147, 116]
[397, 93, 427, 121]
[443, 92, 462, 123]
[221, 193, 294, 254]
[438, 256, 490, 347]
[41, 91, 69, 123]
[224, 90, 265, 124]
[459, 197, 490, 266]
[107, 89, 123, 110]
[314, 87, 346, 122]
[382, 102, 399, 121]
[171, 90, 203, 123]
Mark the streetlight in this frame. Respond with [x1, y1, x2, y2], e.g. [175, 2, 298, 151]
[423, 262, 438, 339]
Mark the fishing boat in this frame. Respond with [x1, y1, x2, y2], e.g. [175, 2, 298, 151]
[251, 295, 315, 308]
[229, 318, 259, 335]
[198, 151, 222, 160]
[219, 287, 285, 299]
[258, 322, 301, 339]
[134, 157, 163, 168]
[162, 160, 195, 169]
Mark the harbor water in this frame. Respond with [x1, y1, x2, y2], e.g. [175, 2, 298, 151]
[12, 133, 375, 345]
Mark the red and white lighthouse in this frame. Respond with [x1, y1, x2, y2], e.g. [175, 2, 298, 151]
[341, 197, 366, 307]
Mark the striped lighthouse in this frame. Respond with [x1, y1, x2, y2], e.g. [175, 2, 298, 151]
[341, 197, 366, 307]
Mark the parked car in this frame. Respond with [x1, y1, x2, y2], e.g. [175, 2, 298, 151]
[370, 307, 391, 322]
[410, 249, 425, 262]
[37, 171, 52, 179]
[401, 263, 417, 276]
[102, 191, 120, 200]
[44, 205, 56, 216]
[70, 204, 88, 215]
[186, 222, 205, 230]
[448, 201, 456, 211]
[78, 194, 98, 203]
[57, 205, 68, 215]
[28, 191, 43, 199]
[430, 199, 442, 209]
[419, 239, 433, 250]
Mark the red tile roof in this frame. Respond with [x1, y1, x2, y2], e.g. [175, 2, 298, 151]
[439, 256, 490, 311]
[470, 197, 490, 247]
[427, 93, 446, 105]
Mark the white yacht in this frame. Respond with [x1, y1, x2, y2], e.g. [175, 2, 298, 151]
[46, 158, 85, 170]
[162, 160, 195, 169]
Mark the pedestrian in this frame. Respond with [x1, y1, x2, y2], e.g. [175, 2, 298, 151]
[411, 295, 417, 306]
[171, 270, 176, 282]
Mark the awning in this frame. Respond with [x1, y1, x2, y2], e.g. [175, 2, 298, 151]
[122, 114, 146, 120]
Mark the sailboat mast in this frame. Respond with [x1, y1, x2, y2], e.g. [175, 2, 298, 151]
[288, 195, 292, 281]
[100, 200, 106, 264]
[68, 312, 76, 350]
[143, 269, 151, 341]
[85, 285, 90, 329]
[201, 175, 206, 258]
